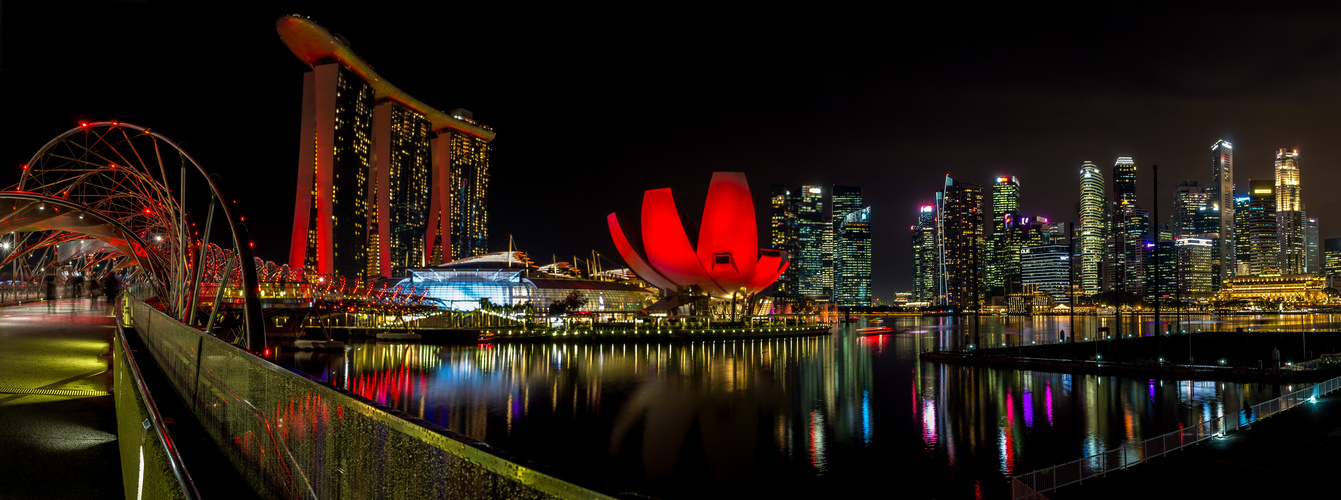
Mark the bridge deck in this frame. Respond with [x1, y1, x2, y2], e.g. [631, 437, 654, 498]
[0, 298, 122, 498]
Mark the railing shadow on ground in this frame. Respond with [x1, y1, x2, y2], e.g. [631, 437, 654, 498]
[125, 297, 611, 500]
[1010, 376, 1341, 499]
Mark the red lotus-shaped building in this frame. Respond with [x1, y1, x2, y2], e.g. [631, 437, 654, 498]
[607, 172, 788, 298]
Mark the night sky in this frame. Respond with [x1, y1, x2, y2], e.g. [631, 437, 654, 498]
[3, 1, 1341, 301]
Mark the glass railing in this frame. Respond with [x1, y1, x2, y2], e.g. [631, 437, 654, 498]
[114, 311, 199, 499]
[127, 298, 609, 499]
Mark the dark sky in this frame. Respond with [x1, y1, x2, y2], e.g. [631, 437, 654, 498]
[3, 1, 1341, 301]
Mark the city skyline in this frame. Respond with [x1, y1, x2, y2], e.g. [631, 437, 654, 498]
[5, 2, 1341, 302]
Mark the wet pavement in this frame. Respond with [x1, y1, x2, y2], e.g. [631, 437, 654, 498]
[0, 298, 122, 499]
[1050, 388, 1341, 499]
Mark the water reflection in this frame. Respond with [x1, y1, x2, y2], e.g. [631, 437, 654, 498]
[278, 317, 1311, 498]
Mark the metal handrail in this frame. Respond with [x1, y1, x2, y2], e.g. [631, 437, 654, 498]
[115, 298, 201, 499]
[1011, 375, 1341, 499]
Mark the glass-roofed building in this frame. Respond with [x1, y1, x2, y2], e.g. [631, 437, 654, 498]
[394, 252, 656, 312]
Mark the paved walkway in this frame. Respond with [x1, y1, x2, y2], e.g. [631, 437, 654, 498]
[0, 298, 122, 499]
[1051, 388, 1341, 499]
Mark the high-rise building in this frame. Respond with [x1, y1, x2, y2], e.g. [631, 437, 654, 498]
[369, 102, 431, 277]
[1209, 140, 1235, 284]
[797, 185, 827, 298]
[835, 207, 872, 307]
[831, 185, 863, 302]
[279, 16, 497, 279]
[1078, 162, 1106, 295]
[1108, 157, 1149, 295]
[1275, 148, 1305, 274]
[1246, 179, 1279, 275]
[1324, 238, 1341, 287]
[1305, 216, 1320, 275]
[1234, 193, 1251, 276]
[912, 205, 939, 302]
[770, 186, 801, 301]
[937, 176, 984, 308]
[290, 62, 375, 280]
[1112, 157, 1137, 206]
[1021, 243, 1071, 304]
[1174, 238, 1215, 299]
[444, 109, 493, 261]
[988, 176, 1022, 296]
[1172, 181, 1216, 239]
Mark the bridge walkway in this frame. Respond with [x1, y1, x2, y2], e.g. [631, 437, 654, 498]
[0, 298, 121, 498]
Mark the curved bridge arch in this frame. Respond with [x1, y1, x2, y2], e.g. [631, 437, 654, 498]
[17, 122, 265, 351]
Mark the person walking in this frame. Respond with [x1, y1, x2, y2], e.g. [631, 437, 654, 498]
[44, 273, 57, 313]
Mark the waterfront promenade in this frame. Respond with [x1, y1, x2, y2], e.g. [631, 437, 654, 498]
[0, 299, 121, 498]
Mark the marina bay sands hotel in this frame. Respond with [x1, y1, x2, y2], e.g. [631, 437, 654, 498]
[277, 15, 495, 280]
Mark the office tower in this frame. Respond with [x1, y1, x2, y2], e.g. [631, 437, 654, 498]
[770, 186, 801, 301]
[913, 205, 939, 302]
[1233, 193, 1251, 276]
[797, 185, 826, 298]
[1209, 140, 1235, 283]
[836, 207, 872, 307]
[988, 176, 1022, 296]
[1078, 161, 1106, 295]
[1246, 180, 1279, 275]
[1174, 238, 1215, 299]
[1324, 238, 1341, 287]
[937, 176, 984, 308]
[1275, 148, 1305, 274]
[1305, 216, 1320, 274]
[290, 62, 375, 279]
[1021, 241, 1071, 304]
[1112, 157, 1137, 205]
[369, 102, 431, 278]
[1172, 181, 1216, 239]
[443, 109, 492, 261]
[831, 185, 863, 302]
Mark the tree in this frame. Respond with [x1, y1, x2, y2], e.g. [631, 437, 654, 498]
[548, 291, 589, 316]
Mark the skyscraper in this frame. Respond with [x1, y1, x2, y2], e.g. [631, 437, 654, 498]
[988, 176, 1022, 296]
[1112, 157, 1137, 206]
[1108, 157, 1148, 295]
[1247, 179, 1279, 275]
[797, 185, 827, 298]
[912, 205, 939, 302]
[1175, 238, 1215, 299]
[291, 62, 375, 280]
[937, 176, 984, 308]
[831, 185, 863, 302]
[1172, 181, 1215, 239]
[1021, 243, 1071, 304]
[1305, 216, 1320, 275]
[770, 186, 800, 301]
[1209, 140, 1235, 284]
[1078, 161, 1106, 295]
[369, 102, 431, 277]
[443, 109, 493, 261]
[1233, 193, 1251, 276]
[835, 207, 872, 307]
[1275, 148, 1305, 274]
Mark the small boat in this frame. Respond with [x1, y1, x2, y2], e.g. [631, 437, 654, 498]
[856, 326, 895, 336]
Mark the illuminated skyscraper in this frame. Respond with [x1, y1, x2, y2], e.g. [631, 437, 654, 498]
[1107, 157, 1149, 295]
[1021, 243, 1071, 304]
[1112, 157, 1137, 206]
[797, 185, 827, 298]
[937, 176, 984, 308]
[1233, 193, 1251, 276]
[835, 207, 872, 307]
[291, 62, 374, 280]
[442, 109, 493, 261]
[1305, 216, 1319, 275]
[1175, 238, 1215, 299]
[912, 205, 939, 302]
[1209, 140, 1235, 284]
[988, 176, 1021, 295]
[831, 185, 863, 302]
[1172, 181, 1216, 238]
[1275, 148, 1304, 274]
[1078, 161, 1106, 295]
[1247, 179, 1278, 275]
[369, 102, 431, 277]
[770, 186, 800, 301]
